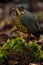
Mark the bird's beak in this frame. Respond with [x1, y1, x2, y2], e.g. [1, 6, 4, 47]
[21, 11, 24, 14]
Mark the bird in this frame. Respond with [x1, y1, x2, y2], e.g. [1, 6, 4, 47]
[14, 6, 41, 41]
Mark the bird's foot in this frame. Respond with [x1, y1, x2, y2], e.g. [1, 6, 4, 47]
[24, 36, 30, 43]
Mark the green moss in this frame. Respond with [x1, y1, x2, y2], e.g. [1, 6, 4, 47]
[0, 47, 6, 62]
[0, 38, 43, 62]
[28, 41, 42, 62]
[34, 13, 40, 20]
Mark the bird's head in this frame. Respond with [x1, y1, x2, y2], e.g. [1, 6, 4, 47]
[15, 6, 25, 16]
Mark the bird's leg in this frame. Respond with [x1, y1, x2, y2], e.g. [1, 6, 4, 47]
[25, 34, 31, 43]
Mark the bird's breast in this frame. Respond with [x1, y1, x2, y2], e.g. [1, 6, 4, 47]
[14, 16, 29, 33]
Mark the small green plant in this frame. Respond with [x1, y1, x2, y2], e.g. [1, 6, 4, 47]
[9, 38, 26, 52]
[2, 38, 26, 52]
[40, 51, 43, 60]
[0, 47, 6, 62]
[34, 13, 40, 20]
[28, 41, 42, 62]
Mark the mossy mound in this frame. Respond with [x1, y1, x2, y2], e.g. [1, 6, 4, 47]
[0, 38, 43, 65]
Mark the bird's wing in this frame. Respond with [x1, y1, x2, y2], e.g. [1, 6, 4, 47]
[19, 10, 40, 36]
